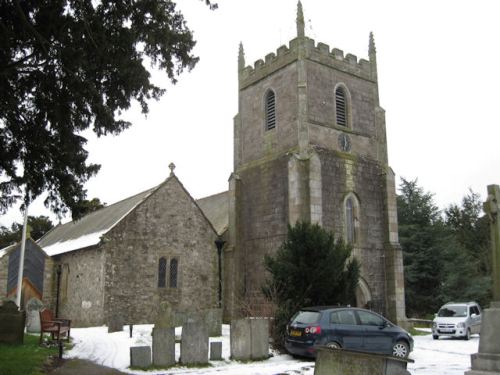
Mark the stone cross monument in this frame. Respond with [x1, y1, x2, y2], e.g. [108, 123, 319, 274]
[465, 184, 500, 374]
[483, 185, 500, 301]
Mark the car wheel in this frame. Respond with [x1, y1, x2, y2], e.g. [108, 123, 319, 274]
[432, 335, 439, 340]
[392, 341, 410, 358]
[464, 328, 471, 340]
[326, 342, 341, 349]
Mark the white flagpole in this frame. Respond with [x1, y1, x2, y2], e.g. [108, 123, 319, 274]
[15, 205, 29, 310]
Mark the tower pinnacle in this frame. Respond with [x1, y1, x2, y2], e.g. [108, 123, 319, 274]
[369, 32, 377, 56]
[296, 1, 305, 38]
[238, 42, 245, 72]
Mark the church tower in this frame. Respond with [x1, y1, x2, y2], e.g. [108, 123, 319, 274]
[225, 2, 406, 325]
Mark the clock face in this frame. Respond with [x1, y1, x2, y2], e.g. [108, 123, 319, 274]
[338, 133, 351, 152]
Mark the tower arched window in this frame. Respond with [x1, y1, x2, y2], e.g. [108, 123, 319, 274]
[169, 258, 178, 288]
[344, 194, 360, 244]
[158, 257, 167, 288]
[335, 86, 348, 127]
[265, 90, 276, 130]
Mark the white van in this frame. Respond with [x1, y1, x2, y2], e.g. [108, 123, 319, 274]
[432, 302, 482, 340]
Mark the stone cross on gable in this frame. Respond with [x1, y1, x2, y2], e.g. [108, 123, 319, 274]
[484, 184, 500, 301]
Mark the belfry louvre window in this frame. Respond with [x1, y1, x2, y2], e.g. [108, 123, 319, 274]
[265, 90, 276, 130]
[158, 257, 167, 288]
[169, 258, 178, 288]
[335, 87, 347, 127]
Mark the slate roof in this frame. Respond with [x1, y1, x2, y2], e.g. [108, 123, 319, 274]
[36, 182, 229, 257]
[38, 187, 157, 256]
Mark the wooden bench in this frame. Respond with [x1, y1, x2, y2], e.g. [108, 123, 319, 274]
[39, 308, 71, 344]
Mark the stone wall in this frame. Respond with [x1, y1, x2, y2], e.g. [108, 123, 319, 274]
[103, 176, 219, 326]
[0, 254, 7, 299]
[54, 247, 105, 326]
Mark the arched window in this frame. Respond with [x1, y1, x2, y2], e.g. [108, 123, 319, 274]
[346, 197, 355, 243]
[335, 86, 348, 127]
[344, 193, 360, 244]
[169, 258, 178, 288]
[265, 90, 276, 130]
[158, 257, 167, 288]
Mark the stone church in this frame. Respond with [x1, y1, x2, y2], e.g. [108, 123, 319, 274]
[0, 3, 406, 327]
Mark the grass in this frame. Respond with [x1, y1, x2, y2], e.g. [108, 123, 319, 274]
[409, 326, 431, 336]
[0, 334, 59, 375]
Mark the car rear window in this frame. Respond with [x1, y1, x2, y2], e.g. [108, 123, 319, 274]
[291, 311, 321, 324]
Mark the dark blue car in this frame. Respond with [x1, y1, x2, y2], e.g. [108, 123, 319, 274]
[284, 306, 413, 358]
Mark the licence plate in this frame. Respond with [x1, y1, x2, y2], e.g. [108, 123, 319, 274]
[440, 329, 453, 333]
[290, 330, 302, 337]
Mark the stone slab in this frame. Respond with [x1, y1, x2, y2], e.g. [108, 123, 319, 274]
[152, 327, 175, 366]
[478, 305, 500, 354]
[175, 308, 222, 337]
[210, 341, 222, 360]
[130, 346, 151, 368]
[230, 318, 252, 360]
[181, 321, 209, 365]
[108, 314, 124, 333]
[250, 318, 269, 359]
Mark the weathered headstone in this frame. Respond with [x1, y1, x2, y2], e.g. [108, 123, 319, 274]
[466, 184, 500, 375]
[156, 302, 175, 328]
[0, 300, 26, 344]
[210, 341, 222, 360]
[107, 314, 124, 333]
[181, 321, 209, 365]
[130, 346, 151, 368]
[174, 308, 222, 337]
[152, 327, 175, 367]
[230, 318, 269, 360]
[25, 298, 44, 333]
[314, 346, 412, 375]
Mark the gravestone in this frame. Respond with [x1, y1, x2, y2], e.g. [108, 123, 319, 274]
[0, 300, 26, 344]
[230, 318, 269, 360]
[130, 346, 151, 368]
[181, 321, 209, 365]
[25, 298, 44, 333]
[314, 346, 412, 375]
[466, 184, 500, 375]
[174, 308, 222, 337]
[152, 327, 175, 367]
[107, 314, 124, 333]
[156, 302, 175, 328]
[210, 341, 222, 360]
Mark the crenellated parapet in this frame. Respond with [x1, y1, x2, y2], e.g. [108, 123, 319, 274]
[239, 36, 374, 90]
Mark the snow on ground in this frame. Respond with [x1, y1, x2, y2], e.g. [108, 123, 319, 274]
[65, 325, 479, 375]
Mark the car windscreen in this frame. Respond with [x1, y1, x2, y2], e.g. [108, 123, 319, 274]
[291, 311, 321, 324]
[438, 305, 467, 317]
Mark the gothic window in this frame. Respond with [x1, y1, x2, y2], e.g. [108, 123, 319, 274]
[344, 194, 360, 244]
[169, 258, 178, 288]
[158, 257, 167, 288]
[335, 85, 348, 127]
[265, 89, 276, 130]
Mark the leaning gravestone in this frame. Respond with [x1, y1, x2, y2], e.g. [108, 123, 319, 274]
[25, 298, 44, 333]
[0, 300, 26, 344]
[465, 184, 500, 374]
[181, 321, 209, 365]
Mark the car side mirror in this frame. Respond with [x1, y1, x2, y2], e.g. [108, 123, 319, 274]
[379, 321, 388, 329]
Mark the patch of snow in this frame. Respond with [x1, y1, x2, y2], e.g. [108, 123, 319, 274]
[42, 230, 108, 256]
[0, 247, 6, 259]
[64, 324, 479, 374]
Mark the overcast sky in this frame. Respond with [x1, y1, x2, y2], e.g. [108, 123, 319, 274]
[2, 0, 499, 227]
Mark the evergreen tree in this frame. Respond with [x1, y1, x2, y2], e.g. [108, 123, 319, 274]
[0, 215, 53, 248]
[0, 0, 215, 218]
[397, 178, 446, 317]
[263, 221, 360, 349]
[72, 197, 106, 219]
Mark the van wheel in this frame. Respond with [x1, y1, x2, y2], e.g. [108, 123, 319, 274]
[432, 335, 439, 340]
[464, 328, 471, 340]
[392, 341, 410, 358]
[326, 342, 341, 349]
